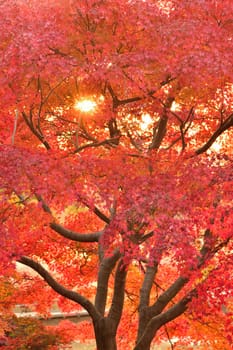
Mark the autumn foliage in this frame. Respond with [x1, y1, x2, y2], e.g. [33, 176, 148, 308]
[0, 1, 233, 349]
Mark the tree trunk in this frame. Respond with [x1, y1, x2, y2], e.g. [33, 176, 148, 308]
[94, 317, 117, 350]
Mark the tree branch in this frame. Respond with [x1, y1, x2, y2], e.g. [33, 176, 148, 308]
[139, 264, 158, 311]
[149, 115, 168, 150]
[35, 195, 102, 242]
[73, 137, 120, 153]
[36, 193, 52, 214]
[18, 256, 101, 322]
[108, 259, 127, 330]
[107, 83, 119, 109]
[107, 76, 176, 109]
[164, 324, 175, 350]
[136, 231, 231, 349]
[198, 229, 231, 267]
[148, 276, 188, 318]
[196, 112, 233, 155]
[95, 249, 121, 315]
[50, 222, 102, 242]
[134, 291, 195, 350]
[22, 111, 51, 150]
[137, 263, 159, 340]
[149, 97, 174, 150]
[93, 206, 111, 224]
[11, 109, 18, 145]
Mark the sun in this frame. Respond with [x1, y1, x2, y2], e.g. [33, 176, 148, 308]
[140, 113, 153, 131]
[74, 99, 97, 113]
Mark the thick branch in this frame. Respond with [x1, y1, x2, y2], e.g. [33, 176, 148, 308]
[95, 249, 121, 315]
[139, 264, 158, 311]
[108, 259, 127, 330]
[148, 276, 188, 318]
[36, 194, 52, 214]
[36, 195, 102, 242]
[137, 263, 159, 340]
[107, 119, 121, 145]
[137, 275, 187, 342]
[36, 194, 107, 241]
[107, 83, 119, 109]
[93, 206, 111, 224]
[149, 116, 168, 149]
[134, 291, 194, 350]
[136, 233, 231, 349]
[18, 256, 101, 322]
[196, 112, 233, 155]
[149, 97, 174, 150]
[148, 233, 231, 318]
[50, 222, 101, 242]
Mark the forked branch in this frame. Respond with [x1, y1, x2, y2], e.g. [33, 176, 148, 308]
[134, 290, 195, 350]
[148, 276, 188, 318]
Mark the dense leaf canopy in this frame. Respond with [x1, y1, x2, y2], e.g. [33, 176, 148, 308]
[0, 1, 232, 349]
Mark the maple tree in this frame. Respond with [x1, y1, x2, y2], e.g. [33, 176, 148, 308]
[0, 0, 233, 349]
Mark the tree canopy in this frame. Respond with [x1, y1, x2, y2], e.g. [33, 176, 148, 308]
[0, 1, 232, 349]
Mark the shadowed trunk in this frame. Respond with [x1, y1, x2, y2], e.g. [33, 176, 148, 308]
[94, 318, 117, 350]
[94, 258, 127, 350]
[134, 292, 193, 350]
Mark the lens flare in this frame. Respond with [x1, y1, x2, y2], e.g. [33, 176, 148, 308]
[74, 99, 97, 113]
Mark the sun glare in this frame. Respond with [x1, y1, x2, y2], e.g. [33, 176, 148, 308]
[74, 99, 97, 113]
[140, 113, 153, 131]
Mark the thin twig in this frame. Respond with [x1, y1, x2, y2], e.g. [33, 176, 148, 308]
[164, 324, 175, 349]
[11, 109, 18, 145]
